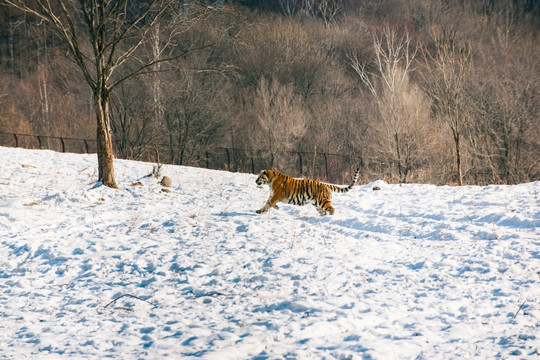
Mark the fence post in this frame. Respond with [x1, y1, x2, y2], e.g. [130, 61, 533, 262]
[225, 148, 230, 170]
[60, 137, 65, 153]
[13, 134, 18, 147]
[37, 136, 42, 149]
[324, 152, 329, 181]
[84, 140, 89, 154]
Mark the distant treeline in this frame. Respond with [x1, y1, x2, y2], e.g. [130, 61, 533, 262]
[1, 0, 539, 184]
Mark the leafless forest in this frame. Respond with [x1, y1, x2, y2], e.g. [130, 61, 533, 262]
[1, 0, 539, 185]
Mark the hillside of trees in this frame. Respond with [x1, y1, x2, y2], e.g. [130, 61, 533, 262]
[1, 0, 539, 185]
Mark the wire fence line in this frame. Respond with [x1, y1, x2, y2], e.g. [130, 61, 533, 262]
[0, 131, 356, 183]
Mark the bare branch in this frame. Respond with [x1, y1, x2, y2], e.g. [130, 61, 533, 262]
[110, 42, 215, 90]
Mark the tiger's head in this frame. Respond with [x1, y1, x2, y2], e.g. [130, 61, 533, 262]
[255, 170, 273, 187]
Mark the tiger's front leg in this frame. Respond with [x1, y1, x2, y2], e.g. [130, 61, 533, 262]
[256, 201, 270, 214]
[256, 197, 280, 214]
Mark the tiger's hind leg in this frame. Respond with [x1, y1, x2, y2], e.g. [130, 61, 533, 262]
[314, 190, 335, 215]
[315, 200, 334, 216]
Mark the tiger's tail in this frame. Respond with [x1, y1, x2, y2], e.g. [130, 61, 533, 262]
[330, 168, 360, 193]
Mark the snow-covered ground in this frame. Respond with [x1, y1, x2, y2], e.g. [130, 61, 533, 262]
[0, 146, 538, 359]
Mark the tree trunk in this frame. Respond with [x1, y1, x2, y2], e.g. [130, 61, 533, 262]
[152, 23, 163, 126]
[95, 93, 117, 188]
[394, 132, 405, 183]
[454, 133, 463, 186]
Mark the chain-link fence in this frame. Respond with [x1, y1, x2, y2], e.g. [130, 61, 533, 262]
[0, 132, 356, 183]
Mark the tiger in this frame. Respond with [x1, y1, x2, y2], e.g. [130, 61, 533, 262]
[255, 168, 360, 215]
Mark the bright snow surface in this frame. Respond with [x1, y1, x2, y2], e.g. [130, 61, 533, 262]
[0, 146, 538, 359]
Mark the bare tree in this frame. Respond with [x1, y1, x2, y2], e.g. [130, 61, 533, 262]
[278, 0, 343, 25]
[251, 77, 307, 171]
[315, 0, 343, 26]
[1, 0, 214, 188]
[350, 28, 432, 183]
[109, 82, 155, 161]
[471, 18, 540, 183]
[161, 71, 226, 166]
[236, 18, 328, 100]
[421, 28, 473, 185]
[0, 73, 33, 135]
[278, 0, 298, 17]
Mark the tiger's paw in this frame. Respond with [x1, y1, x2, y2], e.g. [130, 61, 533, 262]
[317, 207, 334, 216]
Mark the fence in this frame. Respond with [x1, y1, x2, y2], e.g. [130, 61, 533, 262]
[0, 132, 98, 154]
[0, 131, 355, 183]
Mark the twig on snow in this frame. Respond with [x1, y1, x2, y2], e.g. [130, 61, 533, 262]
[460, 205, 474, 223]
[104, 294, 157, 308]
[513, 300, 527, 319]
[193, 291, 227, 298]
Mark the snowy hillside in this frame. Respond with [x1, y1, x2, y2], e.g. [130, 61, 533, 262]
[0, 146, 538, 359]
